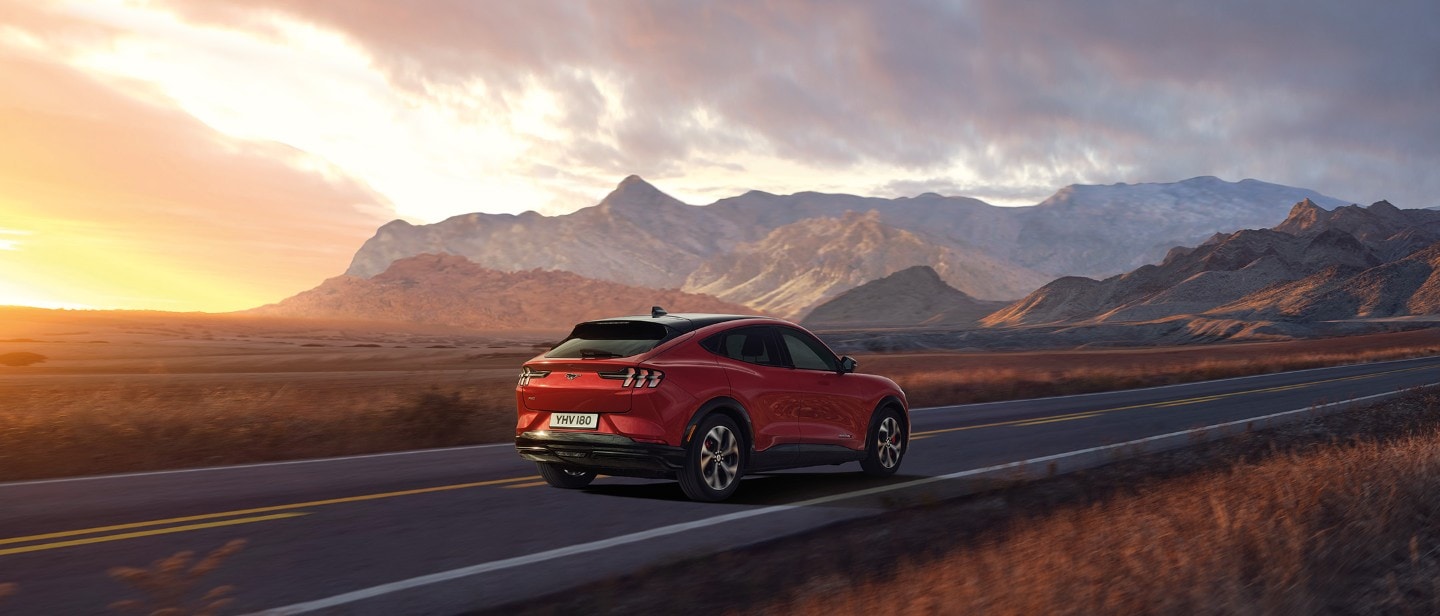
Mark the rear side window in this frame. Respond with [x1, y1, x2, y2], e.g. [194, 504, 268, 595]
[546, 321, 672, 359]
[703, 327, 784, 367]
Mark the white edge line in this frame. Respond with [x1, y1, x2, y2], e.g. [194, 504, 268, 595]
[10, 354, 1436, 488]
[246, 383, 1429, 616]
[0, 444, 511, 488]
[910, 353, 1440, 412]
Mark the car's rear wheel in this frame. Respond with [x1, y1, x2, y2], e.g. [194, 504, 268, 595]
[537, 462, 597, 489]
[860, 408, 906, 476]
[678, 415, 744, 502]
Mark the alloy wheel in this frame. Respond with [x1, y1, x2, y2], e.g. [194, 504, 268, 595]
[699, 425, 741, 490]
[877, 416, 903, 469]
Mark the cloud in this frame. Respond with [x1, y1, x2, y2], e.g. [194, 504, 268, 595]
[152, 0, 1439, 208]
[0, 10, 392, 310]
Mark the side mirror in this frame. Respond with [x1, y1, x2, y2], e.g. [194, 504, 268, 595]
[838, 356, 857, 374]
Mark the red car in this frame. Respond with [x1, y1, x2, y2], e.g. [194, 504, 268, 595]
[514, 308, 909, 501]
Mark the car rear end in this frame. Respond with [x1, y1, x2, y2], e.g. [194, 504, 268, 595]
[514, 319, 694, 478]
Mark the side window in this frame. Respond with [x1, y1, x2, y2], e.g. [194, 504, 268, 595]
[779, 329, 839, 371]
[703, 327, 784, 367]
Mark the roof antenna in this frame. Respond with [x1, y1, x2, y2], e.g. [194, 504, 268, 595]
[651, 305, 668, 318]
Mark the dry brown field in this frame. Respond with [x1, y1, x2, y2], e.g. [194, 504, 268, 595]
[867, 327, 1440, 406]
[0, 308, 556, 480]
[3, 306, 1440, 481]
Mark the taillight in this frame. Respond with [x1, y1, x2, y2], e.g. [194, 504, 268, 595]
[518, 366, 550, 386]
[600, 367, 664, 388]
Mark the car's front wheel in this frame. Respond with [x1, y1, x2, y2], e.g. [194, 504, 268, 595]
[678, 415, 744, 502]
[537, 462, 597, 489]
[860, 408, 906, 476]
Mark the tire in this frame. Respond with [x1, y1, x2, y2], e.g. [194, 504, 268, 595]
[678, 414, 745, 502]
[537, 462, 597, 489]
[860, 408, 906, 476]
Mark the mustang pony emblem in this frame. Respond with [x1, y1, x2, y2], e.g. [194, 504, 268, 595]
[565, 373, 580, 380]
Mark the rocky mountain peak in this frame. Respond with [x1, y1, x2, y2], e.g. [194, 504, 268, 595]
[1276, 198, 1331, 235]
[1273, 198, 1440, 246]
[379, 219, 415, 230]
[617, 174, 653, 190]
[597, 174, 681, 210]
[884, 265, 948, 288]
[1370, 199, 1399, 213]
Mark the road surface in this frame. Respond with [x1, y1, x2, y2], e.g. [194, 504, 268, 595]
[3, 355, 1438, 615]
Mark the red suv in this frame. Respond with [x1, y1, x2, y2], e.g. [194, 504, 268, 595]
[514, 309, 909, 501]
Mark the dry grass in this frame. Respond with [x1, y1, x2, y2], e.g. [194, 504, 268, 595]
[868, 334, 1440, 407]
[495, 389, 1440, 616]
[4, 308, 1440, 483]
[0, 309, 546, 481]
[0, 380, 516, 481]
[770, 405, 1440, 615]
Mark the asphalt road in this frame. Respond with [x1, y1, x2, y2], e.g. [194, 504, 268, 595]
[4, 355, 1440, 615]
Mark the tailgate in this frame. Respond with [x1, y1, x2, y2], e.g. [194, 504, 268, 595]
[520, 362, 633, 412]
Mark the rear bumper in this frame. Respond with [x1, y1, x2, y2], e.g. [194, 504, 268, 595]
[515, 431, 686, 479]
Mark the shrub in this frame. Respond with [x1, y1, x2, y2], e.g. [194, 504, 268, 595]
[387, 391, 486, 447]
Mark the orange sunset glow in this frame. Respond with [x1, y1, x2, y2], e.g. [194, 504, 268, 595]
[4, 1, 1437, 312]
[0, 2, 391, 311]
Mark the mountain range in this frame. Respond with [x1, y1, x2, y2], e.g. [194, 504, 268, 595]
[251, 253, 750, 330]
[985, 199, 1440, 329]
[684, 211, 1049, 317]
[340, 175, 1347, 320]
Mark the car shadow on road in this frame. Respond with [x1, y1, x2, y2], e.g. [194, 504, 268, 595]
[580, 471, 935, 508]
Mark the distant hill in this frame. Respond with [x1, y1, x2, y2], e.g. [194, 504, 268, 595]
[343, 175, 1348, 313]
[802, 265, 1008, 329]
[683, 211, 1049, 319]
[252, 253, 752, 330]
[1010, 176, 1347, 275]
[985, 200, 1440, 328]
[1213, 244, 1440, 321]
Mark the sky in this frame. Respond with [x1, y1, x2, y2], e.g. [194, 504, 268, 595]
[0, 0, 1436, 311]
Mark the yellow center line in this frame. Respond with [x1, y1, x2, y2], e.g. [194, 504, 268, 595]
[0, 513, 310, 557]
[502, 481, 551, 489]
[911, 364, 1434, 437]
[912, 398, 1167, 437]
[1013, 412, 1107, 427]
[0, 474, 540, 548]
[1154, 394, 1233, 408]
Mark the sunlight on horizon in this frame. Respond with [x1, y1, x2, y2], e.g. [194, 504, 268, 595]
[0, 208, 305, 312]
[0, 279, 94, 310]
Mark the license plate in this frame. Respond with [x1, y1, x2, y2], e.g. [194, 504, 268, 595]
[549, 413, 599, 430]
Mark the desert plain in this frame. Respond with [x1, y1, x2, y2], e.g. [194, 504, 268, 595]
[6, 306, 1440, 482]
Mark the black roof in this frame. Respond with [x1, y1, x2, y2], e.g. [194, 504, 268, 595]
[584, 313, 771, 335]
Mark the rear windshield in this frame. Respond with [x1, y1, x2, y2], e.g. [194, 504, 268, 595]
[545, 321, 673, 359]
